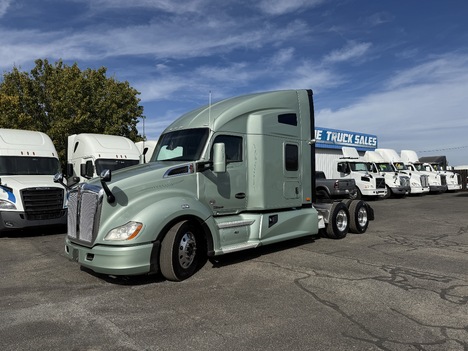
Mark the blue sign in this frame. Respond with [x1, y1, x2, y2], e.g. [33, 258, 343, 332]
[315, 127, 377, 151]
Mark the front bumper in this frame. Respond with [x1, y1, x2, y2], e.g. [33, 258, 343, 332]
[429, 185, 448, 193]
[64, 238, 160, 276]
[390, 186, 410, 196]
[0, 210, 66, 231]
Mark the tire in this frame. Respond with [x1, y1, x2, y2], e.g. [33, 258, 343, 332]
[349, 186, 361, 200]
[325, 202, 349, 239]
[348, 200, 369, 234]
[383, 185, 392, 199]
[160, 220, 203, 282]
[316, 189, 330, 199]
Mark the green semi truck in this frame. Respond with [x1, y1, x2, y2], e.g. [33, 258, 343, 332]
[56, 89, 374, 281]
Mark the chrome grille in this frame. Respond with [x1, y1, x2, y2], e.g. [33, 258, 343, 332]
[420, 175, 429, 188]
[67, 184, 102, 246]
[400, 176, 410, 187]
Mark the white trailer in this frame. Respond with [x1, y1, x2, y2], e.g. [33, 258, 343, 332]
[0, 128, 67, 232]
[364, 151, 410, 198]
[67, 133, 142, 186]
[400, 150, 447, 193]
[316, 147, 386, 199]
[375, 148, 429, 195]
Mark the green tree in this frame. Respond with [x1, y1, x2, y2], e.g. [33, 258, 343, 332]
[0, 59, 145, 167]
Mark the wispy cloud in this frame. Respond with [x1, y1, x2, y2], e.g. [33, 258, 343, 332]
[257, 0, 324, 15]
[0, 0, 10, 17]
[323, 41, 372, 64]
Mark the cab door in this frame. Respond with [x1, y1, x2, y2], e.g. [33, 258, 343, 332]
[200, 134, 247, 215]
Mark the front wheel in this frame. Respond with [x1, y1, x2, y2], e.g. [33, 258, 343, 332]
[160, 220, 204, 281]
[349, 186, 361, 200]
[325, 202, 349, 239]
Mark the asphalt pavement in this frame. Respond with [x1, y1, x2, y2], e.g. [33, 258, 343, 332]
[1, 191, 468, 351]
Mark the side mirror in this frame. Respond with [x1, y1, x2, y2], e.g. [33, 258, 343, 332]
[80, 160, 94, 179]
[53, 173, 68, 189]
[99, 169, 115, 203]
[66, 163, 74, 178]
[213, 143, 226, 173]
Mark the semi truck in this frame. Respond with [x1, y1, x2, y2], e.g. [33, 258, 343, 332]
[66, 133, 142, 187]
[323, 147, 386, 199]
[364, 150, 410, 198]
[418, 156, 462, 191]
[0, 128, 67, 232]
[375, 148, 429, 195]
[56, 89, 374, 281]
[400, 150, 447, 193]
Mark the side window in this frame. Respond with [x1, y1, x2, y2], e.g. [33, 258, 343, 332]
[212, 135, 243, 162]
[285, 144, 298, 171]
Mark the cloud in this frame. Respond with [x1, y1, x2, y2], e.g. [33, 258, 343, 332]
[316, 53, 468, 163]
[257, 0, 324, 15]
[323, 41, 372, 64]
[0, 0, 10, 17]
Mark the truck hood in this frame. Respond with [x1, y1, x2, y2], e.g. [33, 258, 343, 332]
[1, 175, 61, 189]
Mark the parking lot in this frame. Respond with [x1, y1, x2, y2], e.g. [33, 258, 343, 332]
[1, 191, 468, 351]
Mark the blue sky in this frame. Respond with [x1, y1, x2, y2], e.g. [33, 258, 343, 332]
[1, 0, 467, 165]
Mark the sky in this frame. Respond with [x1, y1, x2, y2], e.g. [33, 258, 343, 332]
[1, 0, 467, 166]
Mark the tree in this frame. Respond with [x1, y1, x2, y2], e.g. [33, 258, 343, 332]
[0, 59, 145, 167]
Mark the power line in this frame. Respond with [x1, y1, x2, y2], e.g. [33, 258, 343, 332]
[418, 145, 468, 153]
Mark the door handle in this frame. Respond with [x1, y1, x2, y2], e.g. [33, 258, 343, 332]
[235, 193, 246, 199]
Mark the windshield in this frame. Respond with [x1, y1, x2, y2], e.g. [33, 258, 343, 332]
[95, 159, 139, 174]
[0, 156, 60, 176]
[413, 163, 425, 171]
[349, 162, 369, 172]
[393, 162, 407, 171]
[377, 163, 394, 172]
[154, 128, 209, 162]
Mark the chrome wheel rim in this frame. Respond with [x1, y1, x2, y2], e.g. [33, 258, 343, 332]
[178, 232, 197, 269]
[357, 207, 368, 227]
[336, 209, 348, 232]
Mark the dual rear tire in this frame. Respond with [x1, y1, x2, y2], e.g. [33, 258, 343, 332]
[324, 200, 371, 239]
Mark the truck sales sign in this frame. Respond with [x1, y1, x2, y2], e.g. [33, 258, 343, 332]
[315, 127, 378, 151]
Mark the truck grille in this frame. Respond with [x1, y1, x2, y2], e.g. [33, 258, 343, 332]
[440, 174, 447, 186]
[21, 188, 66, 220]
[400, 176, 410, 187]
[68, 184, 102, 246]
[376, 177, 386, 189]
[420, 175, 429, 188]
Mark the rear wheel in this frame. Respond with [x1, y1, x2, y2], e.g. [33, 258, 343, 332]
[349, 186, 361, 200]
[325, 202, 349, 239]
[348, 200, 369, 234]
[160, 220, 204, 281]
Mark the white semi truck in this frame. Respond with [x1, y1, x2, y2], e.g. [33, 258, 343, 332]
[0, 128, 67, 232]
[364, 150, 410, 198]
[400, 150, 447, 193]
[66, 133, 142, 186]
[323, 147, 386, 199]
[56, 89, 375, 281]
[375, 148, 429, 195]
[418, 156, 462, 191]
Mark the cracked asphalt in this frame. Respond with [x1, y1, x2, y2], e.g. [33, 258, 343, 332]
[1, 191, 467, 351]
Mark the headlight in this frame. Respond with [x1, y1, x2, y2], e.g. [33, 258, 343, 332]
[105, 221, 143, 241]
[0, 200, 16, 210]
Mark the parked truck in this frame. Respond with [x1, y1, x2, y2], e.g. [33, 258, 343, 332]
[315, 171, 356, 199]
[364, 151, 410, 198]
[0, 128, 67, 232]
[418, 156, 462, 191]
[375, 148, 429, 195]
[327, 147, 386, 199]
[400, 150, 447, 193]
[66, 133, 142, 187]
[56, 89, 374, 281]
